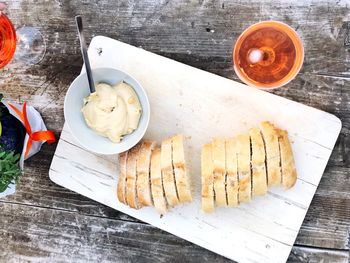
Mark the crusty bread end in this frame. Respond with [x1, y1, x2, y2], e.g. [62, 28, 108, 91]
[126, 144, 141, 209]
[117, 151, 128, 204]
[278, 129, 297, 190]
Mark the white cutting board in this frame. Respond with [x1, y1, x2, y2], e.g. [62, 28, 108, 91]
[49, 36, 341, 263]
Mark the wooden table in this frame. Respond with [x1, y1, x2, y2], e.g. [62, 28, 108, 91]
[1, 1, 349, 262]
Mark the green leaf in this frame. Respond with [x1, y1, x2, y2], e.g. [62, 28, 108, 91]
[0, 150, 21, 193]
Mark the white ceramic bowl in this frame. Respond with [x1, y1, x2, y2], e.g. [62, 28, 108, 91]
[64, 67, 150, 155]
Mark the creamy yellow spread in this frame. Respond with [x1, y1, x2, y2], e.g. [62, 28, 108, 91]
[81, 82, 142, 143]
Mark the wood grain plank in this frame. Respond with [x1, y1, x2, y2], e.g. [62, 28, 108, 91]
[0, 202, 230, 263]
[296, 166, 350, 250]
[0, 202, 348, 263]
[288, 246, 349, 263]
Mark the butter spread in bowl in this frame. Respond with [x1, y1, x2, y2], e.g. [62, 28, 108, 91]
[81, 82, 142, 143]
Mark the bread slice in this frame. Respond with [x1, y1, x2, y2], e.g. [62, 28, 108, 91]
[150, 147, 167, 214]
[277, 129, 297, 189]
[259, 121, 281, 186]
[137, 140, 156, 207]
[161, 138, 179, 207]
[249, 128, 268, 196]
[236, 134, 251, 203]
[126, 144, 141, 209]
[201, 143, 215, 213]
[212, 138, 227, 206]
[172, 135, 192, 203]
[225, 138, 239, 207]
[117, 151, 128, 204]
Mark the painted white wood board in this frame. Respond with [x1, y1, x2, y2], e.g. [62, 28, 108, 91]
[49, 36, 341, 263]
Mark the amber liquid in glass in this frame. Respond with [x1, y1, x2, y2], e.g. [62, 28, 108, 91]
[0, 14, 16, 69]
[233, 21, 303, 89]
[238, 27, 296, 84]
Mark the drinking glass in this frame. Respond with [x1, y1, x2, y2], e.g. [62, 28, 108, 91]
[233, 21, 304, 89]
[0, 13, 16, 68]
[0, 13, 46, 69]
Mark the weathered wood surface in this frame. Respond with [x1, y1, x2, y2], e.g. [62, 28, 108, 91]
[0, 0, 349, 262]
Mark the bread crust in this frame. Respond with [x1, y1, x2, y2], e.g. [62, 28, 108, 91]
[161, 137, 179, 207]
[259, 121, 281, 186]
[249, 128, 268, 196]
[201, 144, 215, 213]
[117, 151, 128, 204]
[225, 138, 239, 207]
[212, 138, 227, 206]
[137, 140, 156, 207]
[150, 147, 167, 214]
[126, 144, 141, 209]
[172, 135, 192, 203]
[277, 129, 297, 189]
[237, 134, 251, 203]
